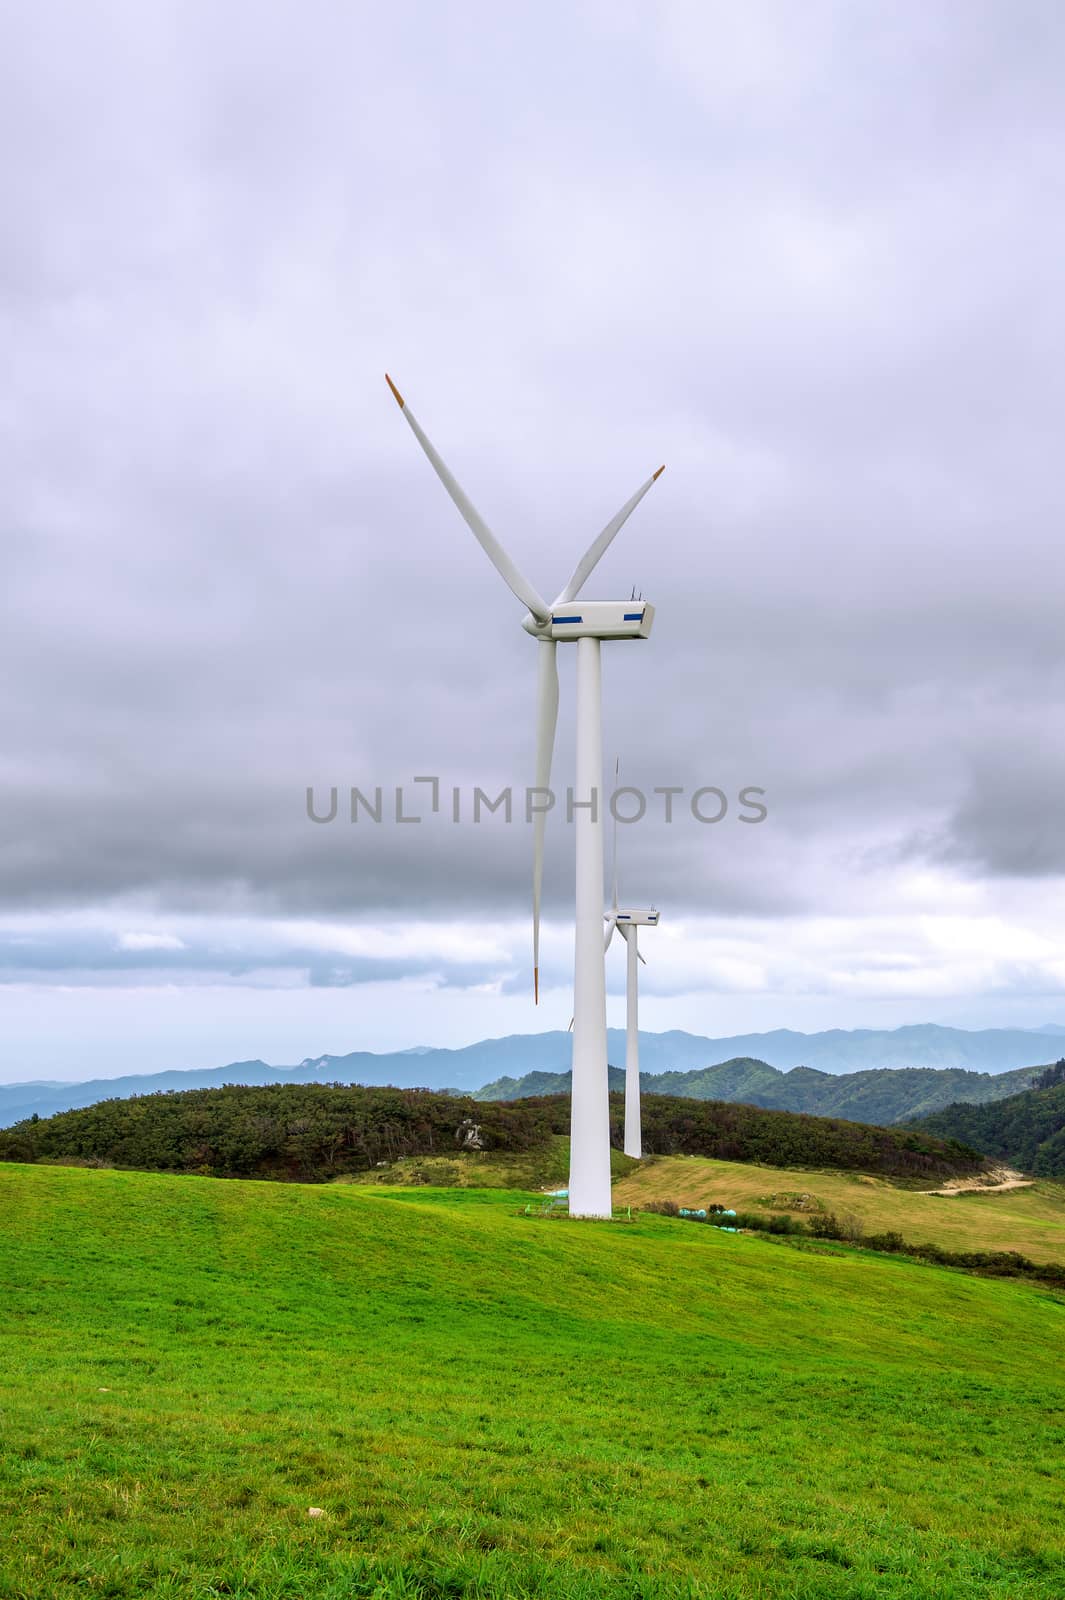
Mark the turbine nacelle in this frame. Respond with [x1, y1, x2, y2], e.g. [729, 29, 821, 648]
[520, 602, 655, 640]
[547, 601, 655, 641]
[613, 907, 660, 926]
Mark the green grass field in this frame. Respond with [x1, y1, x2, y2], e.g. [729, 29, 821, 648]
[2, 1162, 1064, 1599]
[612, 1155, 1065, 1265]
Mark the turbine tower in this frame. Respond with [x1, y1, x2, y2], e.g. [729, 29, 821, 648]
[604, 900, 659, 1160]
[604, 785, 660, 1160]
[386, 375, 664, 1218]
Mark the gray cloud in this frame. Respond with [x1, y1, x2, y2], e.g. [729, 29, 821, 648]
[0, 923, 510, 994]
[934, 732, 1065, 878]
[3, 1, 1065, 975]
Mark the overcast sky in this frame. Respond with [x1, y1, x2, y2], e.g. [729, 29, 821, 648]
[3, 1, 1065, 1081]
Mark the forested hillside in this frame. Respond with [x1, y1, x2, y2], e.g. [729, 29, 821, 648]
[475, 1057, 1044, 1123]
[915, 1061, 1065, 1177]
[0, 1082, 985, 1183]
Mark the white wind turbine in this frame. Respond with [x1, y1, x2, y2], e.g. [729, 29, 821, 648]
[604, 774, 659, 1160]
[386, 375, 664, 1218]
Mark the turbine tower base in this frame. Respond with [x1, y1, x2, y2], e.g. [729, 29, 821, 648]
[623, 926, 641, 1159]
[568, 637, 613, 1218]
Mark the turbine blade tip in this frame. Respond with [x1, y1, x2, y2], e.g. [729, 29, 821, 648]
[653, 464, 665, 481]
[385, 373, 405, 408]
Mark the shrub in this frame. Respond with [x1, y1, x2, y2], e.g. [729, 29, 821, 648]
[864, 1232, 906, 1253]
[808, 1212, 845, 1240]
[670, 1201, 1065, 1288]
[764, 1213, 805, 1235]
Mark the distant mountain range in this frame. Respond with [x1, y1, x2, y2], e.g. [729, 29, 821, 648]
[476, 1057, 1050, 1125]
[1, 1022, 1062, 1129]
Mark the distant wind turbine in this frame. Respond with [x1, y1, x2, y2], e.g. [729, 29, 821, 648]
[604, 775, 659, 1160]
[386, 375, 664, 1218]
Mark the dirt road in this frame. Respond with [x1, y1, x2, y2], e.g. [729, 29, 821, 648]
[920, 1166, 1033, 1196]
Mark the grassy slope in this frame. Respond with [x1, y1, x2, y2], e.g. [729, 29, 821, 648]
[612, 1155, 1065, 1265]
[340, 1137, 638, 1191]
[1, 1164, 1063, 1600]
[346, 1145, 1065, 1265]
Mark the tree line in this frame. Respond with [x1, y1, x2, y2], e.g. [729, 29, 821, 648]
[0, 1082, 985, 1183]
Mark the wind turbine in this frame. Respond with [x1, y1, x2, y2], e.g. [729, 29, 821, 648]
[386, 375, 664, 1218]
[604, 774, 659, 1160]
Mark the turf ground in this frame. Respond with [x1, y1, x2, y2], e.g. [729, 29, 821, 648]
[2, 1162, 1063, 1599]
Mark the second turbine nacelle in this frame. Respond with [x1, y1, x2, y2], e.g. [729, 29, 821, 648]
[614, 908, 660, 926]
[521, 600, 656, 641]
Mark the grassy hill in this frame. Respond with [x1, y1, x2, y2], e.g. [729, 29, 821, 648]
[915, 1062, 1065, 1176]
[0, 1081, 986, 1184]
[1, 1163, 1063, 1599]
[476, 1057, 1046, 1123]
[612, 1154, 1065, 1266]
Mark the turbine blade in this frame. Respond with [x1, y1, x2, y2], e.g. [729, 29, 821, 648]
[554, 466, 666, 606]
[603, 914, 616, 952]
[386, 375, 550, 624]
[532, 639, 559, 1002]
[637, 946, 647, 966]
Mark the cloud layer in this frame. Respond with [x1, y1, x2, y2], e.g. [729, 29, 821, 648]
[3, 2, 1065, 1072]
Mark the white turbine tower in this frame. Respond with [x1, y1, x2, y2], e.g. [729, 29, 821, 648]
[604, 796, 659, 1161]
[386, 375, 664, 1218]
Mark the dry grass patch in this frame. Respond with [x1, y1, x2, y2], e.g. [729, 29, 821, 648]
[615, 1154, 1065, 1264]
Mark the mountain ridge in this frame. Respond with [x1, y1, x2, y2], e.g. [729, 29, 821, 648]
[475, 1057, 1048, 1125]
[1, 1022, 1061, 1128]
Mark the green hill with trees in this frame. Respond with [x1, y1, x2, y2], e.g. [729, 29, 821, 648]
[476, 1056, 1044, 1122]
[914, 1060, 1065, 1176]
[0, 1081, 985, 1184]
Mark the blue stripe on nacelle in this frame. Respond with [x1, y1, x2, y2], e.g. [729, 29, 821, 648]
[623, 612, 644, 620]
[552, 615, 583, 624]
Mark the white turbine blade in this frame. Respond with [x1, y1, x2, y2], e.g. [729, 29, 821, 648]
[603, 914, 616, 952]
[554, 466, 665, 606]
[637, 947, 647, 966]
[386, 375, 550, 624]
[532, 639, 559, 1003]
